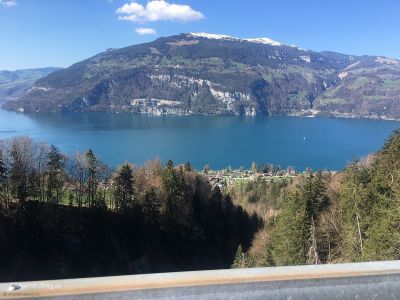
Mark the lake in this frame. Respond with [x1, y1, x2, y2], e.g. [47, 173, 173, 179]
[0, 108, 398, 171]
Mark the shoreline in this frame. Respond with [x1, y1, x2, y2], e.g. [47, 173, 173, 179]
[2, 105, 400, 122]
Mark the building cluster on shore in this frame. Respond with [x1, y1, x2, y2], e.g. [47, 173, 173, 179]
[202, 168, 297, 189]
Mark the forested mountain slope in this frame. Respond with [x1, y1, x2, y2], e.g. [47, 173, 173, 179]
[0, 68, 61, 101]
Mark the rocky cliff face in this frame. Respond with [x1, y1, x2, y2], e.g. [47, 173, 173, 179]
[4, 33, 400, 119]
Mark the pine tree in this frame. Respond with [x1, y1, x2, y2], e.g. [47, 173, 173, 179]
[232, 245, 248, 268]
[142, 188, 160, 226]
[86, 149, 97, 207]
[46, 145, 65, 203]
[114, 163, 134, 210]
[162, 160, 183, 226]
[272, 190, 308, 265]
[272, 173, 327, 266]
[163, 160, 179, 208]
[340, 165, 367, 261]
[184, 162, 192, 172]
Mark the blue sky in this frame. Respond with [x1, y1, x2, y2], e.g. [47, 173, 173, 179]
[1, 0, 399, 70]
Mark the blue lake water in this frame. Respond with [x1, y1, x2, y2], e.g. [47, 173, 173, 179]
[0, 107, 398, 171]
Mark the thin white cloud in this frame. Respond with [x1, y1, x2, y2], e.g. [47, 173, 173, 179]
[135, 27, 157, 35]
[116, 0, 204, 23]
[0, 0, 17, 7]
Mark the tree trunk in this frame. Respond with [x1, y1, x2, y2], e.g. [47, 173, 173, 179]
[356, 214, 363, 255]
[308, 216, 320, 265]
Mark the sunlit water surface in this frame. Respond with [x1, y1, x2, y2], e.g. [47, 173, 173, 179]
[0, 108, 398, 170]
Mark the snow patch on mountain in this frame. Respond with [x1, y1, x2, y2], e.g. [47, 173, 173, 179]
[188, 32, 310, 51]
[189, 32, 238, 41]
[244, 37, 282, 46]
[299, 55, 311, 63]
[189, 32, 283, 47]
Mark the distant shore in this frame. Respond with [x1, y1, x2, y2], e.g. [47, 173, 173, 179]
[3, 101, 400, 122]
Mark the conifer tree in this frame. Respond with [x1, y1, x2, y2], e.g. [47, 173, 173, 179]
[86, 149, 97, 207]
[114, 163, 134, 210]
[340, 165, 368, 261]
[272, 190, 308, 265]
[232, 245, 249, 268]
[184, 162, 192, 172]
[142, 188, 160, 226]
[272, 172, 327, 265]
[46, 144, 65, 203]
[162, 160, 180, 213]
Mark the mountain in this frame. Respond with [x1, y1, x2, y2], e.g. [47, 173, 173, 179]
[0, 67, 62, 102]
[314, 57, 400, 119]
[3, 33, 400, 119]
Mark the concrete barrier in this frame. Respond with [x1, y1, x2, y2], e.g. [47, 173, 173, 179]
[1, 261, 400, 299]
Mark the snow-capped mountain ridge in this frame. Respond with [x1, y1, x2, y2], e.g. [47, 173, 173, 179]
[244, 37, 282, 46]
[188, 32, 238, 41]
[189, 32, 284, 47]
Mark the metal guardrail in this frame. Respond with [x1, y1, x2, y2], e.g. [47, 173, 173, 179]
[1, 261, 400, 299]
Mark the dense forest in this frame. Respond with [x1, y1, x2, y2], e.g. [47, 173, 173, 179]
[1, 130, 400, 281]
[0, 137, 260, 281]
[230, 129, 400, 268]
